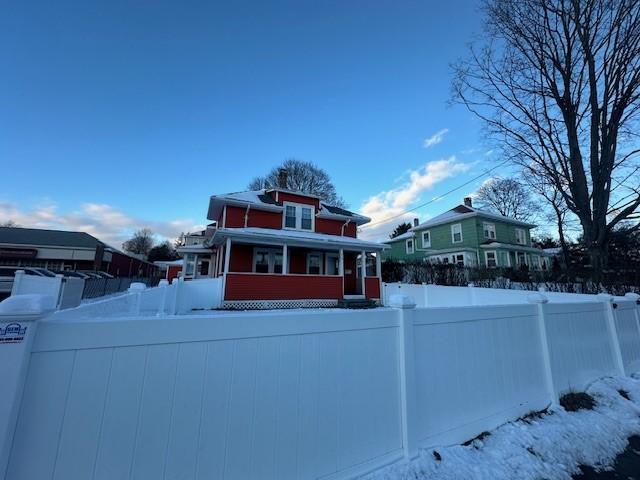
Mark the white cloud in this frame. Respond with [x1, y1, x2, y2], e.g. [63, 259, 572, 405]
[358, 157, 472, 240]
[0, 201, 204, 248]
[423, 128, 449, 148]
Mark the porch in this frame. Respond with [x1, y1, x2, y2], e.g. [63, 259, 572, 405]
[211, 228, 385, 308]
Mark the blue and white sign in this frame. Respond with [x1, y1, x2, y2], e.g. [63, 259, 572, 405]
[0, 323, 28, 344]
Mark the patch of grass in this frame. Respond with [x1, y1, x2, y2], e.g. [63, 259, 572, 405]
[520, 408, 550, 424]
[559, 391, 595, 412]
[462, 430, 491, 447]
[618, 389, 631, 401]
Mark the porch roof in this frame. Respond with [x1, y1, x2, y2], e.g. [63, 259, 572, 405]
[210, 227, 388, 252]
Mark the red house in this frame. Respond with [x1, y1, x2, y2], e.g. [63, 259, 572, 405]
[181, 187, 387, 309]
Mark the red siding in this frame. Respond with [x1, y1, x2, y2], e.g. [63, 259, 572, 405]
[275, 192, 320, 210]
[365, 277, 381, 299]
[229, 244, 254, 272]
[224, 206, 246, 228]
[225, 273, 343, 300]
[167, 265, 181, 282]
[247, 210, 282, 229]
[314, 218, 357, 237]
[344, 222, 357, 238]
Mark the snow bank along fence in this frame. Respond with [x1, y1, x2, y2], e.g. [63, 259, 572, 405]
[1, 288, 640, 480]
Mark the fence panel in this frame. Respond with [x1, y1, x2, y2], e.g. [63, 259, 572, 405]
[408, 304, 550, 448]
[613, 299, 640, 374]
[544, 302, 618, 395]
[8, 309, 403, 480]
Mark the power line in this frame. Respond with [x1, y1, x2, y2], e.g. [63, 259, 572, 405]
[360, 159, 511, 230]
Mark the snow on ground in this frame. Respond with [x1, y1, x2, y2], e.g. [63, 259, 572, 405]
[366, 375, 640, 480]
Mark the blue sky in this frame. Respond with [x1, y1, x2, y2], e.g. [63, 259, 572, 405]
[0, 0, 508, 245]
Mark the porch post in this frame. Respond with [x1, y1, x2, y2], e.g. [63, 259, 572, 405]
[360, 250, 366, 296]
[223, 238, 231, 274]
[376, 252, 382, 277]
[282, 244, 288, 274]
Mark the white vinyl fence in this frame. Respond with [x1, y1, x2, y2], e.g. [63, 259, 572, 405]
[11, 271, 84, 310]
[1, 286, 640, 480]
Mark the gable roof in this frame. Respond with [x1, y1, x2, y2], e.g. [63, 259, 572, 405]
[413, 204, 536, 231]
[207, 189, 371, 226]
[0, 226, 106, 249]
[383, 204, 536, 244]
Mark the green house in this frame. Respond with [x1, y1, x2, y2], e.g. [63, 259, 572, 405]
[382, 199, 550, 269]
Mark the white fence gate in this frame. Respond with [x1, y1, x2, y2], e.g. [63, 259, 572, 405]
[1, 286, 639, 480]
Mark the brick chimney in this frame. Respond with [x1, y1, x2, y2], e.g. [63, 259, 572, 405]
[413, 218, 419, 227]
[277, 168, 288, 188]
[464, 197, 473, 207]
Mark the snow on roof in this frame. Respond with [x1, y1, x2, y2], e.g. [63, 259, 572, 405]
[207, 189, 370, 225]
[383, 231, 414, 243]
[412, 205, 536, 230]
[212, 227, 388, 250]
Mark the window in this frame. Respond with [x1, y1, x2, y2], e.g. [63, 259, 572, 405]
[515, 228, 526, 245]
[285, 205, 296, 228]
[422, 230, 431, 248]
[485, 251, 497, 268]
[406, 239, 414, 254]
[283, 202, 314, 231]
[307, 253, 322, 274]
[483, 222, 496, 240]
[517, 251, 527, 266]
[253, 248, 283, 273]
[531, 255, 540, 270]
[451, 223, 463, 243]
[184, 254, 195, 276]
[454, 254, 465, 267]
[325, 254, 339, 275]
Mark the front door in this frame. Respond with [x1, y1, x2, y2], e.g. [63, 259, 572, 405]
[343, 252, 358, 295]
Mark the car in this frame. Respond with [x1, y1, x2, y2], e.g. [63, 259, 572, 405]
[0, 266, 57, 298]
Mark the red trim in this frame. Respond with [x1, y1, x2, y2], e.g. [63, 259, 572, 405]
[225, 273, 343, 300]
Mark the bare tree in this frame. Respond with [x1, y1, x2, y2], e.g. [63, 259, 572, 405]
[122, 228, 154, 257]
[474, 177, 536, 221]
[248, 159, 346, 207]
[0, 220, 19, 227]
[452, 0, 640, 275]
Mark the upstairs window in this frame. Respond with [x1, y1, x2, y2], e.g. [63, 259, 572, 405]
[284, 205, 296, 228]
[451, 223, 463, 243]
[483, 222, 496, 240]
[422, 230, 431, 248]
[406, 239, 414, 254]
[283, 202, 314, 231]
[515, 228, 526, 245]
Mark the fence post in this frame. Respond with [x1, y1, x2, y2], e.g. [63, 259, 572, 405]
[0, 295, 55, 480]
[157, 280, 169, 316]
[625, 293, 640, 341]
[598, 293, 626, 376]
[389, 294, 419, 460]
[10, 271, 25, 295]
[468, 282, 477, 305]
[528, 293, 557, 404]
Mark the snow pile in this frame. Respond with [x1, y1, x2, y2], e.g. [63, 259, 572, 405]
[0, 294, 56, 315]
[366, 376, 640, 480]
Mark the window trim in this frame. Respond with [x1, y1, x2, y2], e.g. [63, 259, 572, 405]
[306, 251, 323, 275]
[485, 250, 498, 268]
[483, 222, 496, 240]
[282, 201, 315, 231]
[405, 238, 415, 254]
[515, 227, 526, 245]
[421, 230, 431, 248]
[252, 247, 283, 274]
[451, 223, 463, 244]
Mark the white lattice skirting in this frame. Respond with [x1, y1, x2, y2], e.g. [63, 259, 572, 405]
[222, 299, 339, 310]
